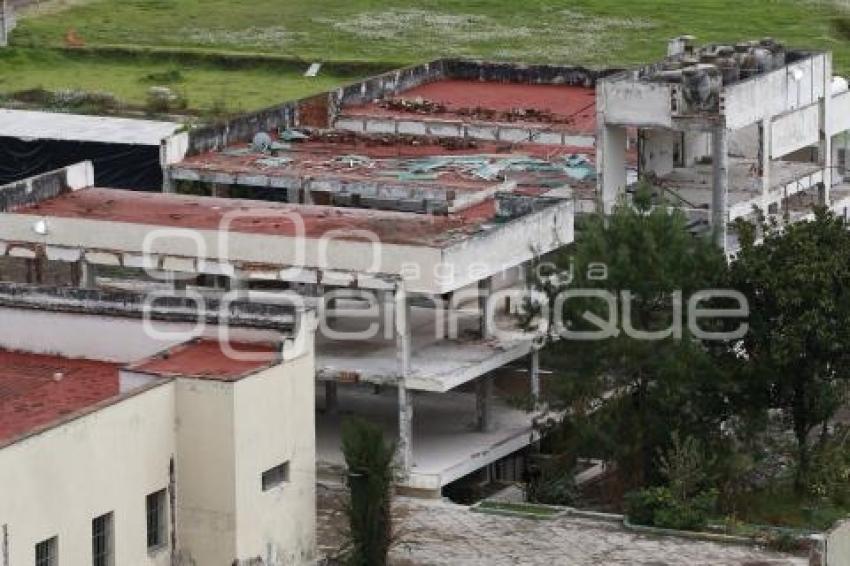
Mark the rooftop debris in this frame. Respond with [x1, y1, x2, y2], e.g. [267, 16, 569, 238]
[376, 96, 586, 125]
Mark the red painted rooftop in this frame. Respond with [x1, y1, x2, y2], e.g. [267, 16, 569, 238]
[13, 187, 500, 247]
[127, 339, 280, 381]
[343, 79, 597, 133]
[0, 350, 120, 445]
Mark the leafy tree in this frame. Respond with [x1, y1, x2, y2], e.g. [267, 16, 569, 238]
[536, 186, 731, 488]
[729, 208, 850, 491]
[341, 418, 395, 566]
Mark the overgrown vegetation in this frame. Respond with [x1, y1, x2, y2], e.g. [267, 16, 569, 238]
[341, 418, 395, 566]
[533, 190, 850, 533]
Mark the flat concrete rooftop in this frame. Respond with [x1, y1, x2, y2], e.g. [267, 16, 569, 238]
[342, 79, 596, 134]
[0, 109, 181, 146]
[12, 187, 498, 248]
[0, 349, 120, 445]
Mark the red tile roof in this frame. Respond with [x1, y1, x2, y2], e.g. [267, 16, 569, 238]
[0, 350, 120, 444]
[127, 339, 281, 382]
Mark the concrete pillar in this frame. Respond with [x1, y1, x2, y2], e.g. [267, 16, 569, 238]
[598, 124, 628, 213]
[476, 375, 495, 433]
[529, 349, 541, 404]
[712, 125, 729, 251]
[760, 119, 772, 208]
[168, 272, 188, 291]
[0, 0, 14, 48]
[226, 276, 247, 292]
[478, 277, 493, 339]
[77, 260, 96, 288]
[395, 287, 413, 476]
[325, 381, 338, 415]
[820, 52, 834, 200]
[443, 291, 454, 340]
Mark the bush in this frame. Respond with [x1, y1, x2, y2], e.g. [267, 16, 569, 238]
[626, 486, 718, 531]
[341, 418, 395, 566]
[806, 426, 850, 505]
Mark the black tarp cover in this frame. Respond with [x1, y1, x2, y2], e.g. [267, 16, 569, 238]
[0, 136, 162, 190]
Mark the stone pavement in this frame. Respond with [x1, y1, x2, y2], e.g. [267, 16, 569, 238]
[318, 484, 809, 566]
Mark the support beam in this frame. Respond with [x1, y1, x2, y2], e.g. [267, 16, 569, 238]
[598, 124, 627, 214]
[711, 125, 729, 251]
[77, 260, 96, 289]
[325, 381, 338, 415]
[820, 52, 833, 200]
[759, 118, 772, 209]
[475, 374, 495, 433]
[0, 0, 14, 48]
[478, 277, 493, 339]
[395, 287, 413, 476]
[529, 350, 541, 404]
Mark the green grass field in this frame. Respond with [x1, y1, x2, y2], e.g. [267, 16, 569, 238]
[5, 0, 850, 113]
[0, 48, 364, 114]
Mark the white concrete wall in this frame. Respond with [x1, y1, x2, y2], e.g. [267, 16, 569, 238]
[0, 382, 176, 566]
[641, 129, 678, 176]
[174, 351, 316, 566]
[438, 200, 574, 294]
[725, 54, 828, 130]
[771, 103, 820, 158]
[598, 79, 673, 128]
[0, 306, 193, 362]
[174, 377, 238, 566]
[827, 519, 850, 566]
[233, 352, 316, 565]
[831, 90, 850, 136]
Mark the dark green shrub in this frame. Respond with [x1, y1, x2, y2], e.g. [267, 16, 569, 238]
[626, 486, 718, 531]
[341, 418, 395, 566]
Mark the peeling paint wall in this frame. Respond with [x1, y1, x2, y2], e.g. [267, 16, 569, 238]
[0, 161, 93, 212]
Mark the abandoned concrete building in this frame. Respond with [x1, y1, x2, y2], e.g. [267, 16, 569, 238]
[0, 283, 317, 565]
[598, 36, 850, 252]
[1, 37, 848, 556]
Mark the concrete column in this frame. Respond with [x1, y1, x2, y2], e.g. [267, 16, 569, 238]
[395, 287, 413, 476]
[598, 124, 627, 213]
[475, 374, 494, 433]
[325, 381, 338, 415]
[226, 276, 247, 292]
[820, 52, 834, 200]
[0, 0, 14, 48]
[478, 277, 493, 339]
[760, 118, 772, 209]
[443, 291, 454, 340]
[712, 125, 729, 251]
[529, 350, 541, 404]
[78, 260, 96, 288]
[168, 272, 188, 291]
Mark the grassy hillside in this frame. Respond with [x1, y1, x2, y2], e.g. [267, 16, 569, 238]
[13, 0, 850, 70]
[5, 0, 850, 114]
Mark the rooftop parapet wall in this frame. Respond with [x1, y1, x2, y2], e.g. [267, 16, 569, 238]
[0, 161, 93, 212]
[0, 282, 303, 330]
[186, 59, 619, 156]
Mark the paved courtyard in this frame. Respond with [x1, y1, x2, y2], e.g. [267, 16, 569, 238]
[318, 484, 808, 566]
